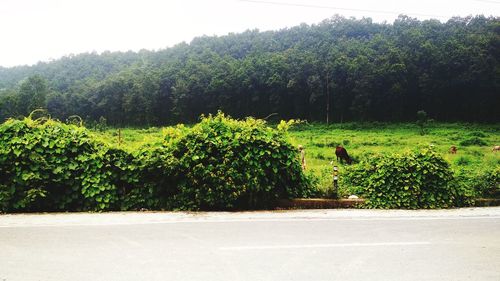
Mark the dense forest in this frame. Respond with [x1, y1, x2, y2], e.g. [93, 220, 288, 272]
[0, 15, 499, 125]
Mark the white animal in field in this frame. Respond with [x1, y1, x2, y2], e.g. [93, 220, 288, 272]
[298, 145, 306, 170]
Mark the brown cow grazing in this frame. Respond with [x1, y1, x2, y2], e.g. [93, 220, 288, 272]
[335, 145, 352, 164]
[493, 146, 500, 152]
[449, 145, 457, 154]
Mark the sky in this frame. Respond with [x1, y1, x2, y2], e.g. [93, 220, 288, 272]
[0, 0, 499, 67]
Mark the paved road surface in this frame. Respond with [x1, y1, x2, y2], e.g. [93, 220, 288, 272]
[1, 208, 500, 281]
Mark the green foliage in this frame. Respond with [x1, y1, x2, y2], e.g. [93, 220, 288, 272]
[1, 16, 499, 125]
[468, 131, 487, 138]
[90, 116, 108, 132]
[16, 75, 50, 116]
[140, 113, 313, 210]
[454, 167, 500, 199]
[1, 117, 497, 212]
[455, 156, 472, 166]
[416, 110, 429, 135]
[275, 122, 499, 198]
[477, 167, 500, 198]
[0, 113, 313, 212]
[315, 152, 326, 160]
[0, 117, 136, 212]
[459, 137, 488, 146]
[276, 119, 303, 132]
[342, 149, 470, 209]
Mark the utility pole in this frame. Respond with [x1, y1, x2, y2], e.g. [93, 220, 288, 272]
[326, 72, 330, 125]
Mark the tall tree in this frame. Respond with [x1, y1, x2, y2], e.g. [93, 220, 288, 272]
[16, 75, 50, 116]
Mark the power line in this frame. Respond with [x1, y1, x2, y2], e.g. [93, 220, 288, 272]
[239, 0, 449, 19]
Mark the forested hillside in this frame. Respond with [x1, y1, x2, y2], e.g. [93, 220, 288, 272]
[0, 15, 499, 125]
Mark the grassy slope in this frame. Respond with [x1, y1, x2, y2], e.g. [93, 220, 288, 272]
[93, 123, 500, 195]
[93, 127, 165, 151]
[288, 123, 499, 194]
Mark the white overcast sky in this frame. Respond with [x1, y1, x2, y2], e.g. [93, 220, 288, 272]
[0, 0, 498, 67]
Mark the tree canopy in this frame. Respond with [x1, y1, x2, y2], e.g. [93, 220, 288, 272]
[1, 15, 499, 124]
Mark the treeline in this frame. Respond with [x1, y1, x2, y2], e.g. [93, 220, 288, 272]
[0, 15, 499, 125]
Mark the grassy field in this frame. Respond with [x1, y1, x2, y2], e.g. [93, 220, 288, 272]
[93, 122, 500, 195]
[287, 123, 499, 195]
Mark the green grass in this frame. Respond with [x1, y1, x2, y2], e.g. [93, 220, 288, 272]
[92, 122, 500, 195]
[93, 127, 164, 152]
[287, 122, 499, 195]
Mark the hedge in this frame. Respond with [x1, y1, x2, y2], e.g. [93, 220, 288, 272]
[0, 113, 312, 212]
[341, 149, 474, 209]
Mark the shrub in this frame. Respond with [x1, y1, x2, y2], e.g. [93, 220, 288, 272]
[311, 142, 326, 148]
[0, 118, 136, 212]
[416, 110, 430, 135]
[140, 113, 313, 210]
[311, 140, 338, 148]
[0, 113, 313, 212]
[466, 149, 483, 157]
[315, 152, 326, 160]
[477, 167, 500, 198]
[455, 156, 472, 166]
[459, 137, 488, 146]
[342, 149, 467, 209]
[326, 140, 338, 147]
[468, 131, 487, 138]
[455, 167, 500, 199]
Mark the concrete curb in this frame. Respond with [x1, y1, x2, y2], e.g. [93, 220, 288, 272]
[276, 198, 365, 209]
[474, 198, 500, 207]
[276, 198, 500, 209]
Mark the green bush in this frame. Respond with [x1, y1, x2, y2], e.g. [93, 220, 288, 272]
[0, 118, 136, 212]
[0, 114, 313, 212]
[478, 167, 500, 198]
[454, 167, 500, 199]
[455, 156, 472, 166]
[459, 137, 488, 146]
[468, 131, 487, 138]
[342, 149, 468, 209]
[315, 152, 326, 160]
[140, 113, 313, 210]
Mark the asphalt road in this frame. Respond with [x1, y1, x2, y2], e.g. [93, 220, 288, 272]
[1, 208, 500, 281]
